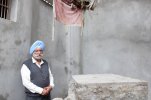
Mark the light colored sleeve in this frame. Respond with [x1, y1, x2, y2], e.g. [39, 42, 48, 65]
[21, 64, 43, 94]
[48, 67, 55, 88]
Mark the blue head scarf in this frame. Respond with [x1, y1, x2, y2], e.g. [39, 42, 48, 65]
[30, 40, 45, 55]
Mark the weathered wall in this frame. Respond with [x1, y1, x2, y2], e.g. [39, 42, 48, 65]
[29, 0, 68, 98]
[30, 1, 82, 99]
[82, 0, 151, 99]
[0, 0, 32, 100]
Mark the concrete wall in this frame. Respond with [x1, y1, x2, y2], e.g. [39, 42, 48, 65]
[82, 0, 151, 99]
[0, 0, 32, 100]
[25, 0, 72, 99]
[30, 1, 82, 99]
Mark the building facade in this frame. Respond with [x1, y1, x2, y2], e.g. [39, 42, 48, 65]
[0, 0, 151, 100]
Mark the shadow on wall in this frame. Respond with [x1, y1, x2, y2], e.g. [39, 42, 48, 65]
[0, 94, 9, 100]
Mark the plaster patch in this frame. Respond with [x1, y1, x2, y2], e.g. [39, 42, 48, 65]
[64, 66, 68, 74]
[0, 94, 9, 100]
[0, 48, 4, 52]
[15, 40, 22, 46]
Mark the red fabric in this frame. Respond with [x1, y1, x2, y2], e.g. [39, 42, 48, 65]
[54, 0, 83, 26]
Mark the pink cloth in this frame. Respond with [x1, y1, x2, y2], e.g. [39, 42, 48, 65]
[54, 0, 83, 26]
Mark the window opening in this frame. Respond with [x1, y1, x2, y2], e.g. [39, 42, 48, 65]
[0, 0, 10, 19]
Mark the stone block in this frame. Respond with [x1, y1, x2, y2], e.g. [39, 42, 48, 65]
[66, 74, 148, 100]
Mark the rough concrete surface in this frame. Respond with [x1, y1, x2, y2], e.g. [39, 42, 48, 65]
[66, 74, 148, 100]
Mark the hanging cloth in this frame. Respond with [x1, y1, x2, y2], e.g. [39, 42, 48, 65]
[54, 0, 83, 26]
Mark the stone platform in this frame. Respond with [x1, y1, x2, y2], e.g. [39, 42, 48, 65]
[65, 74, 148, 100]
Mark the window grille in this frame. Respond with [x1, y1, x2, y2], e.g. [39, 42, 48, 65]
[0, 0, 10, 19]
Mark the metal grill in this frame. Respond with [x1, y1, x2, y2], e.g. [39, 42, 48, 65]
[0, 0, 10, 19]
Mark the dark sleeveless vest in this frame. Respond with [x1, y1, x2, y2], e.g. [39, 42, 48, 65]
[23, 59, 50, 96]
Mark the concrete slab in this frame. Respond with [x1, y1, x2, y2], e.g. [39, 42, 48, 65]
[73, 74, 146, 84]
[66, 74, 148, 100]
